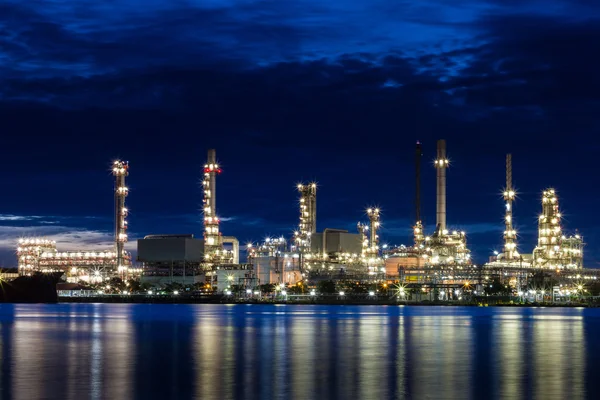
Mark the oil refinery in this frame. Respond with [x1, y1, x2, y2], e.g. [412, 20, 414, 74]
[12, 142, 598, 297]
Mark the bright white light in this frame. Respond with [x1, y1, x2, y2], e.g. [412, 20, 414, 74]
[310, 290, 316, 296]
[147, 290, 153, 295]
[339, 291, 345, 296]
[246, 289, 252, 294]
[225, 290, 232, 295]
[281, 291, 287, 296]
[369, 291, 375, 296]
[174, 290, 179, 295]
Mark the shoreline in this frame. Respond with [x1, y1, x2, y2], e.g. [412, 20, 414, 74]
[48, 295, 597, 307]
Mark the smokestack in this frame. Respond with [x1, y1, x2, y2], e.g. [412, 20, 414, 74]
[415, 141, 422, 223]
[435, 140, 448, 231]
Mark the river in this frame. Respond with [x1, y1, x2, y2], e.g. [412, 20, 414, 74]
[0, 304, 598, 399]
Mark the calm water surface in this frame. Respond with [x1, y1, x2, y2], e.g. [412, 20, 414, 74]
[0, 304, 599, 399]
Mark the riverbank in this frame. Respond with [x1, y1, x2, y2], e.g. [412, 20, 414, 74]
[57, 294, 598, 307]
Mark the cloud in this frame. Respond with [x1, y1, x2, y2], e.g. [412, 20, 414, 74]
[0, 214, 43, 221]
[0, 213, 139, 266]
[1, 0, 599, 265]
[0, 0, 483, 80]
[0, 225, 136, 250]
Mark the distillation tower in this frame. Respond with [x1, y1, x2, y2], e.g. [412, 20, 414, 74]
[113, 160, 129, 274]
[366, 207, 382, 271]
[294, 183, 317, 266]
[533, 189, 562, 268]
[532, 189, 584, 269]
[502, 154, 518, 261]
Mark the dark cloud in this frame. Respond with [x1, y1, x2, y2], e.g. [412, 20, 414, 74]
[0, 0, 598, 265]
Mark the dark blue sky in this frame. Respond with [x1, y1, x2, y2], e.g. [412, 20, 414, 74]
[1, 0, 599, 266]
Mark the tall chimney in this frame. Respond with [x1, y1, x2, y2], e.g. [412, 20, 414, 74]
[415, 141, 422, 224]
[435, 140, 448, 231]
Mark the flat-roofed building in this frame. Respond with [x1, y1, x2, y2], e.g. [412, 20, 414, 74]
[138, 234, 205, 286]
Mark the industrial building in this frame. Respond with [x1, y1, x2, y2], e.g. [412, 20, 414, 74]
[311, 229, 362, 257]
[137, 234, 204, 285]
[246, 237, 300, 285]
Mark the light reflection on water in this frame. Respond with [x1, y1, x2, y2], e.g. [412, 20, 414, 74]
[0, 304, 598, 400]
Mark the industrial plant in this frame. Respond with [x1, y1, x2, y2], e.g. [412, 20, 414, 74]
[12, 141, 597, 299]
[17, 160, 137, 282]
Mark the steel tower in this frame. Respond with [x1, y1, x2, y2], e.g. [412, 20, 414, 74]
[502, 154, 517, 260]
[112, 160, 129, 273]
[295, 182, 317, 255]
[203, 149, 222, 262]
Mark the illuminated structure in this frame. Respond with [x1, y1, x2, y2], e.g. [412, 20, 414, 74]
[247, 237, 301, 284]
[351, 208, 384, 275]
[17, 239, 57, 274]
[294, 182, 317, 267]
[426, 140, 471, 265]
[426, 230, 470, 265]
[501, 154, 518, 261]
[484, 154, 530, 270]
[365, 208, 381, 271]
[112, 160, 129, 275]
[248, 237, 288, 258]
[17, 238, 133, 281]
[202, 149, 223, 262]
[17, 160, 134, 280]
[532, 189, 583, 269]
[358, 222, 369, 257]
[201, 149, 237, 266]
